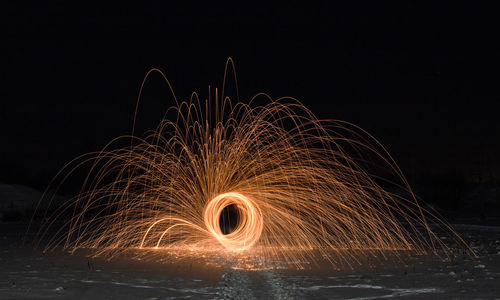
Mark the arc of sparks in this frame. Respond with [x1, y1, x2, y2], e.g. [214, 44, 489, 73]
[33, 58, 473, 268]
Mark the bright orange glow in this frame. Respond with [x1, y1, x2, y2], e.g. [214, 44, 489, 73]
[33, 58, 472, 268]
[204, 192, 263, 251]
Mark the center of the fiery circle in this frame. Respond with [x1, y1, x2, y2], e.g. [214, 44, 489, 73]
[204, 192, 263, 251]
[219, 204, 240, 235]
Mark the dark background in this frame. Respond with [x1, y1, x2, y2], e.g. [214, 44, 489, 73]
[2, 3, 499, 219]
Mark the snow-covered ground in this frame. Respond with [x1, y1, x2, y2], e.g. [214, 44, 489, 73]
[1, 222, 500, 299]
[1, 183, 499, 298]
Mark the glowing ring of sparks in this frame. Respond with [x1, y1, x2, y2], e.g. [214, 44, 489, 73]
[204, 192, 263, 251]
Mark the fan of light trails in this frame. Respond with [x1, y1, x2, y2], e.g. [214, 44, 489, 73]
[34, 58, 470, 267]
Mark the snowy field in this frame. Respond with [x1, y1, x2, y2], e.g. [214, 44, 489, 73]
[1, 222, 500, 299]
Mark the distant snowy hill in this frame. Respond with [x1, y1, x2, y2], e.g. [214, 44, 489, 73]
[0, 183, 66, 221]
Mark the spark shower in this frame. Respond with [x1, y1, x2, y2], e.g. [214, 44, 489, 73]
[34, 59, 469, 268]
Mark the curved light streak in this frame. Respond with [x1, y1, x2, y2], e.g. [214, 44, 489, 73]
[33, 58, 472, 268]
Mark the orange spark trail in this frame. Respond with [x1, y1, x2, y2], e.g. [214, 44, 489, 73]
[33, 58, 472, 269]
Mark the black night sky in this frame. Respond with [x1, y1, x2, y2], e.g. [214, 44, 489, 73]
[2, 3, 500, 216]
